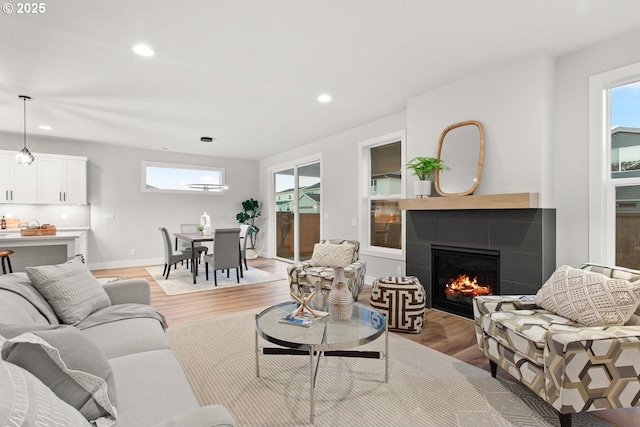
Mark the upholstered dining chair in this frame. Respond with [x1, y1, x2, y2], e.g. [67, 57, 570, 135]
[239, 224, 249, 277]
[159, 227, 193, 279]
[204, 228, 241, 285]
[179, 223, 209, 263]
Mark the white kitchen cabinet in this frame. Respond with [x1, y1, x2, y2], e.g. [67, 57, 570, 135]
[0, 150, 87, 205]
[0, 152, 38, 203]
[37, 156, 87, 205]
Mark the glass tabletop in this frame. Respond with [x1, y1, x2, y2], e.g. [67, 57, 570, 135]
[255, 300, 386, 352]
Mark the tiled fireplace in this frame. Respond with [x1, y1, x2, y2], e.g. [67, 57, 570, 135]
[405, 207, 556, 318]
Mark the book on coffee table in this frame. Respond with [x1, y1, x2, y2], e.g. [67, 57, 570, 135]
[279, 308, 328, 327]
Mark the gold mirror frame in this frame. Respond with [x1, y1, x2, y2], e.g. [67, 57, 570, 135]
[434, 120, 485, 197]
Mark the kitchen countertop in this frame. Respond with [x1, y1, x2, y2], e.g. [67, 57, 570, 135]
[0, 226, 89, 234]
[0, 230, 87, 242]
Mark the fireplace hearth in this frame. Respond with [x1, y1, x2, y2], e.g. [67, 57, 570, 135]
[432, 246, 499, 318]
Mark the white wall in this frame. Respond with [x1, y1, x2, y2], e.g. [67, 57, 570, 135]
[555, 27, 640, 267]
[258, 112, 407, 280]
[0, 132, 259, 269]
[407, 52, 556, 207]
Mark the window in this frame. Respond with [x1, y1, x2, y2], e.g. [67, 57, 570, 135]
[611, 82, 640, 268]
[358, 131, 405, 258]
[142, 161, 226, 195]
[589, 63, 640, 266]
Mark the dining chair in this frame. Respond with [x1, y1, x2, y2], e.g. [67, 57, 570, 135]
[239, 224, 249, 278]
[179, 223, 209, 263]
[159, 227, 193, 279]
[204, 228, 241, 285]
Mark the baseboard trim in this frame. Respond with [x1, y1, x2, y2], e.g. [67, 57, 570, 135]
[88, 257, 163, 271]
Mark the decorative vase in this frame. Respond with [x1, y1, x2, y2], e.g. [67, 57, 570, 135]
[414, 180, 431, 198]
[246, 248, 259, 260]
[200, 212, 211, 227]
[328, 267, 353, 321]
[308, 279, 326, 311]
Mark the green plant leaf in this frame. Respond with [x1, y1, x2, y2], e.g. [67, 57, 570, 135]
[406, 157, 450, 181]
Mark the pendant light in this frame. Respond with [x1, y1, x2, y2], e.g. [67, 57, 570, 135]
[16, 95, 35, 165]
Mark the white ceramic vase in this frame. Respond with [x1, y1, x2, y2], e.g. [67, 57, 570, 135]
[245, 248, 259, 260]
[328, 267, 353, 321]
[308, 280, 326, 311]
[414, 180, 431, 198]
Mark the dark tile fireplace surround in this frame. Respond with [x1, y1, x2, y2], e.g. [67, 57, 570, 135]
[406, 209, 556, 318]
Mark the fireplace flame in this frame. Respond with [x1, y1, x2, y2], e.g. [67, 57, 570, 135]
[444, 274, 493, 298]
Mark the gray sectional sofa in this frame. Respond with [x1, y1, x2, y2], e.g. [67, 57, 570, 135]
[0, 258, 236, 427]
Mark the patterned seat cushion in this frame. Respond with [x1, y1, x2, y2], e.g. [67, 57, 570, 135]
[298, 267, 355, 290]
[370, 276, 426, 333]
[482, 309, 578, 364]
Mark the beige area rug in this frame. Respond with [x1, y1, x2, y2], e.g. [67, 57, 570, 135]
[167, 310, 616, 427]
[146, 265, 285, 296]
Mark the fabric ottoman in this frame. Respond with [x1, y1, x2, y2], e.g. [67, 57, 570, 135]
[370, 276, 426, 333]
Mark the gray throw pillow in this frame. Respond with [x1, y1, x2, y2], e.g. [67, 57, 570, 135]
[0, 326, 118, 425]
[25, 256, 111, 324]
[0, 359, 91, 427]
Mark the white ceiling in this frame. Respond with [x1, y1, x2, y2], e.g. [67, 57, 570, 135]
[2, 0, 640, 160]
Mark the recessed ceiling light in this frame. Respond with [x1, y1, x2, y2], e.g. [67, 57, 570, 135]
[133, 44, 154, 57]
[200, 136, 214, 143]
[39, 125, 52, 130]
[317, 94, 332, 103]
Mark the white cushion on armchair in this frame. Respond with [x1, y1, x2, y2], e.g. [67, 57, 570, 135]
[535, 265, 640, 326]
[309, 243, 355, 268]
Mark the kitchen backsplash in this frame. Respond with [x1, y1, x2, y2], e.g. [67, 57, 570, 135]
[1, 204, 90, 228]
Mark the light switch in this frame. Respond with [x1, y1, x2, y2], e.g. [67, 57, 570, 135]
[351, 219, 357, 226]
[104, 213, 115, 220]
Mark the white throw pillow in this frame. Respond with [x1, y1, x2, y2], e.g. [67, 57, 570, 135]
[309, 243, 356, 268]
[0, 360, 91, 427]
[25, 256, 110, 324]
[1, 327, 118, 425]
[535, 265, 640, 326]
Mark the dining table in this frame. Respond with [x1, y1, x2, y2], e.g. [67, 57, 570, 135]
[174, 232, 244, 284]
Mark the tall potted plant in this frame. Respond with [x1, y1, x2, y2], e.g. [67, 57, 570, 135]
[406, 157, 449, 198]
[236, 198, 261, 259]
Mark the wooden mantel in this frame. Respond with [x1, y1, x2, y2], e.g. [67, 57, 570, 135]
[399, 192, 539, 210]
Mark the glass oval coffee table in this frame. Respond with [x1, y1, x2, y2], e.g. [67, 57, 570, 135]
[255, 300, 388, 423]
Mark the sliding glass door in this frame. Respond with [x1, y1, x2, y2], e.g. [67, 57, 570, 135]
[274, 160, 321, 262]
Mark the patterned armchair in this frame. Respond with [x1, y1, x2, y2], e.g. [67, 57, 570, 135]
[287, 239, 366, 301]
[473, 263, 640, 427]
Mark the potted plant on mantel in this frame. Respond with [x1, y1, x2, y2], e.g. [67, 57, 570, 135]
[236, 198, 261, 259]
[406, 157, 449, 198]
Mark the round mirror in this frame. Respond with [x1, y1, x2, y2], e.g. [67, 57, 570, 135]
[434, 120, 484, 196]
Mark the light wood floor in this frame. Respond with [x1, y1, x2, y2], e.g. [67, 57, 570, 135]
[92, 257, 490, 372]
